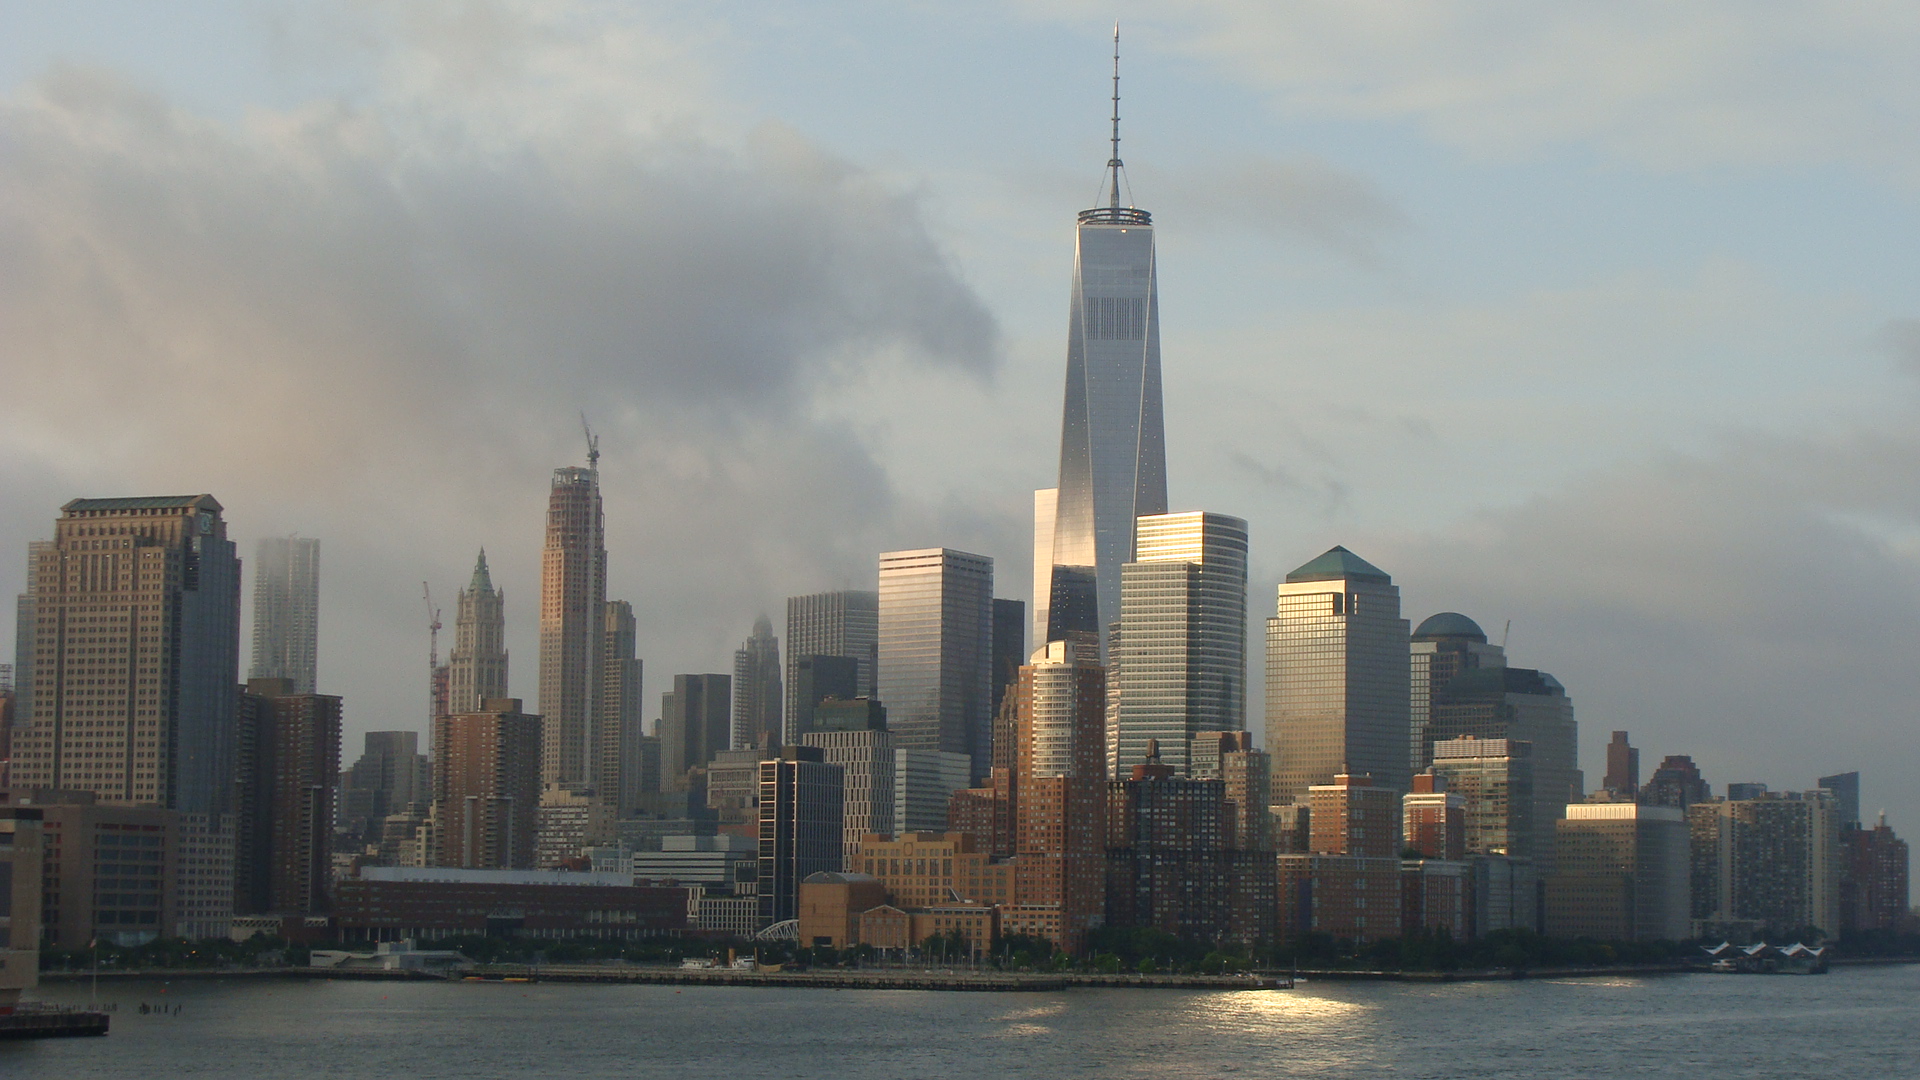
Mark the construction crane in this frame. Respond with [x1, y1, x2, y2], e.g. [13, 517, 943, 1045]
[423, 582, 443, 724]
[581, 410, 599, 470]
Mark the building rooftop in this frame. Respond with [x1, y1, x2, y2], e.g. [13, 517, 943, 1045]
[1285, 545, 1391, 584]
[1413, 612, 1486, 642]
[62, 495, 220, 514]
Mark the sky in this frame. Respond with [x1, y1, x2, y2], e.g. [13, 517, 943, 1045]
[3, 1, 1919, 831]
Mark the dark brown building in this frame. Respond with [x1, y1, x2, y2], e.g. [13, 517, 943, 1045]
[1841, 816, 1910, 933]
[334, 873, 687, 942]
[235, 678, 341, 914]
[433, 698, 541, 869]
[1105, 742, 1233, 943]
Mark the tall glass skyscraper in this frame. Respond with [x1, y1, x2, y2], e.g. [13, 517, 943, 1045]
[1113, 511, 1248, 777]
[784, 589, 878, 744]
[1265, 546, 1411, 807]
[249, 535, 319, 694]
[1034, 43, 1168, 654]
[876, 548, 993, 783]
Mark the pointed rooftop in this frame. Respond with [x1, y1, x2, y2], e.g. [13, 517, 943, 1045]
[1285, 545, 1392, 585]
[469, 549, 494, 594]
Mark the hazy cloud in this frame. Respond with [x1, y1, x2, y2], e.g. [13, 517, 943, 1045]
[1139, 155, 1410, 265]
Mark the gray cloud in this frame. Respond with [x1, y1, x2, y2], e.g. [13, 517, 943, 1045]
[0, 35, 1004, 736]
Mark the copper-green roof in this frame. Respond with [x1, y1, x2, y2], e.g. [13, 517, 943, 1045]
[1285, 545, 1391, 584]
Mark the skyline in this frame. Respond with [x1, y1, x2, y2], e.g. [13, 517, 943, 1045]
[3, 3, 1920, 832]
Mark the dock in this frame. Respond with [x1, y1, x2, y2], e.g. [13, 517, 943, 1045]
[0, 1004, 111, 1039]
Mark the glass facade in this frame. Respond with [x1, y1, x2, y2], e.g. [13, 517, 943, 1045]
[248, 535, 319, 694]
[1265, 547, 1411, 806]
[1041, 208, 1168, 657]
[782, 589, 878, 744]
[1113, 512, 1247, 777]
[876, 549, 992, 781]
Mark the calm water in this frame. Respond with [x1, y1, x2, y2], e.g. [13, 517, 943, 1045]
[8, 965, 1917, 1078]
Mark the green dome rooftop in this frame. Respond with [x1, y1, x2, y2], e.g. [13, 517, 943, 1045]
[1414, 612, 1486, 642]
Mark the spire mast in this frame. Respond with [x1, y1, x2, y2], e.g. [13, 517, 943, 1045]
[1108, 23, 1122, 209]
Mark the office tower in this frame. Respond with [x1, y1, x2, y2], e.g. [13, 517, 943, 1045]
[1546, 803, 1690, 941]
[1643, 755, 1711, 808]
[788, 655, 860, 741]
[233, 677, 341, 914]
[1840, 814, 1910, 933]
[1010, 641, 1108, 952]
[732, 615, 783, 751]
[28, 795, 177, 947]
[447, 550, 508, 715]
[599, 600, 643, 812]
[894, 748, 972, 834]
[0, 807, 43, 1012]
[1266, 547, 1411, 806]
[783, 590, 878, 743]
[1818, 771, 1861, 829]
[433, 697, 542, 869]
[1403, 771, 1466, 861]
[1113, 511, 1248, 776]
[1605, 731, 1640, 796]
[1430, 737, 1536, 861]
[758, 746, 845, 924]
[248, 535, 320, 694]
[1104, 742, 1243, 943]
[877, 548, 994, 782]
[659, 674, 731, 788]
[13, 496, 240, 811]
[1428, 671, 1576, 871]
[812, 696, 885, 734]
[173, 809, 236, 939]
[1306, 772, 1401, 858]
[534, 788, 613, 868]
[991, 597, 1026, 721]
[339, 732, 431, 844]
[1690, 789, 1842, 935]
[1037, 45, 1168, 657]
[1408, 612, 1505, 770]
[800, 728, 896, 866]
[540, 460, 606, 792]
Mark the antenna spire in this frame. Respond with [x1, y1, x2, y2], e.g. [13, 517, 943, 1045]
[1109, 23, 1122, 209]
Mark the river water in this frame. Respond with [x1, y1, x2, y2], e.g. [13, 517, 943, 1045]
[8, 964, 1915, 1078]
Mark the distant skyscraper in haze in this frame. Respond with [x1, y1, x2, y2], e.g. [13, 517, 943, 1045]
[733, 615, 783, 750]
[1034, 39, 1168, 656]
[1606, 731, 1640, 796]
[660, 674, 730, 787]
[1818, 771, 1861, 829]
[1266, 546, 1411, 806]
[1113, 511, 1247, 777]
[877, 548, 994, 783]
[599, 600, 643, 812]
[249, 535, 319, 694]
[540, 457, 606, 792]
[13, 496, 240, 812]
[448, 550, 508, 714]
[784, 590, 878, 744]
[991, 598, 1026, 722]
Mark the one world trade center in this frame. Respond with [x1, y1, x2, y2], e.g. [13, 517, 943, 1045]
[1033, 31, 1168, 655]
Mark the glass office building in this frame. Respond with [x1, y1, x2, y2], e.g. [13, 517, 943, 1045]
[876, 549, 993, 782]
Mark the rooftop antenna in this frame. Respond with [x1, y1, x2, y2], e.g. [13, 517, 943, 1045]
[580, 410, 600, 471]
[1108, 23, 1123, 209]
[1502, 619, 1512, 651]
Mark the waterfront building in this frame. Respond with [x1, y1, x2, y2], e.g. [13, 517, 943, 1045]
[1112, 512, 1248, 777]
[1266, 547, 1410, 806]
[1690, 789, 1842, 935]
[1274, 854, 1404, 944]
[732, 615, 783, 751]
[0, 807, 43, 1012]
[13, 495, 241, 812]
[1402, 770, 1466, 861]
[23, 792, 177, 947]
[1430, 737, 1536, 862]
[447, 550, 508, 716]
[1546, 802, 1691, 941]
[1104, 742, 1260, 944]
[1400, 858, 1470, 940]
[1011, 640, 1108, 953]
[249, 535, 319, 694]
[1840, 814, 1910, 933]
[659, 674, 731, 788]
[783, 590, 878, 743]
[335, 866, 686, 942]
[599, 600, 643, 814]
[894, 748, 972, 835]
[432, 698, 541, 869]
[878, 548, 994, 782]
[234, 677, 341, 914]
[173, 810, 236, 939]
[1605, 731, 1640, 797]
[800, 728, 896, 866]
[798, 870, 891, 948]
[1033, 52, 1169, 656]
[758, 746, 845, 924]
[539, 460, 606, 793]
[1307, 772, 1401, 858]
[1468, 853, 1541, 935]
